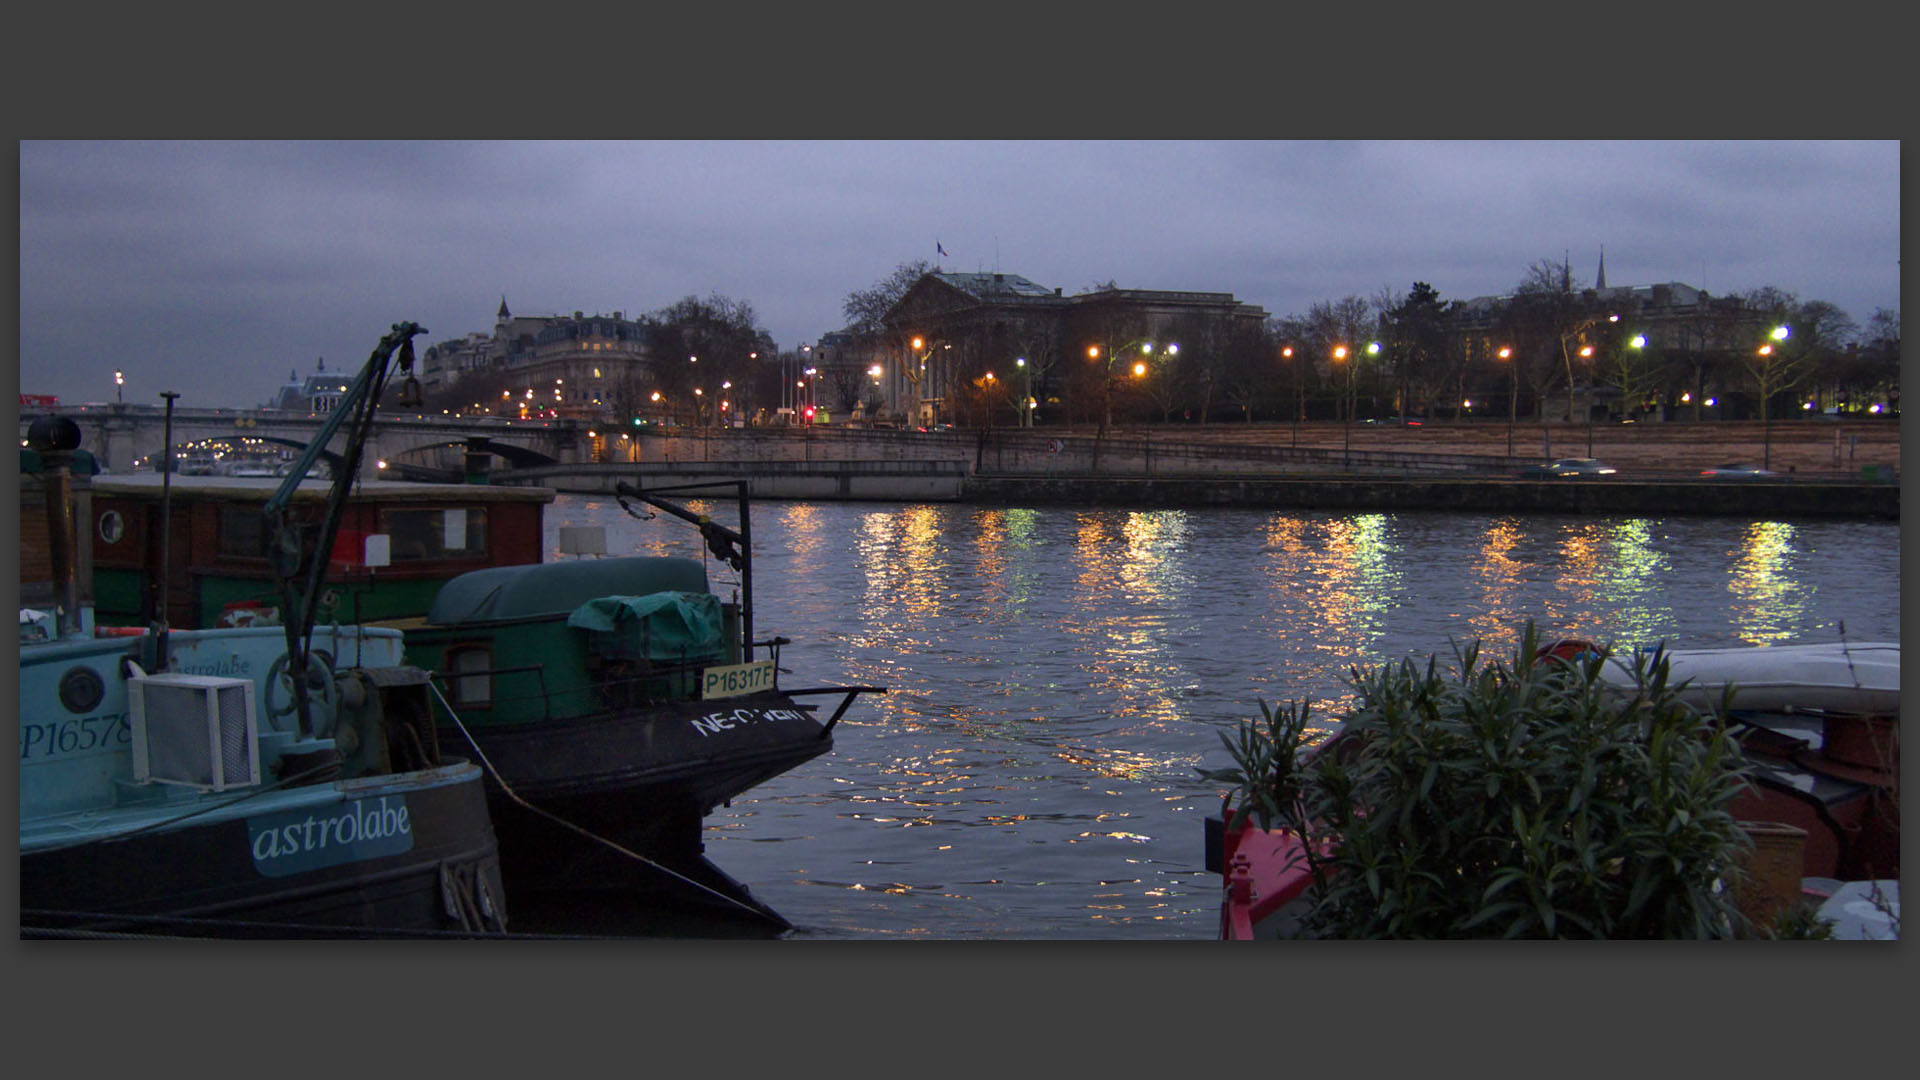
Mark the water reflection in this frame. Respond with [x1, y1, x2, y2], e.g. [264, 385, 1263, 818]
[1727, 521, 1812, 644]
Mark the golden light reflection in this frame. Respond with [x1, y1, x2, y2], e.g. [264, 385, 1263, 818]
[1251, 513, 1398, 717]
[854, 505, 946, 622]
[1051, 744, 1181, 783]
[1062, 511, 1196, 732]
[1462, 518, 1532, 645]
[1727, 521, 1811, 644]
[1466, 519, 1675, 650]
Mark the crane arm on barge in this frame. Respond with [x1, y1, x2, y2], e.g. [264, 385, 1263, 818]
[261, 321, 427, 740]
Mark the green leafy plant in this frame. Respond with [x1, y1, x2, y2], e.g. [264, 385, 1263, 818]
[1209, 623, 1761, 939]
[1768, 900, 1837, 940]
[1195, 698, 1320, 833]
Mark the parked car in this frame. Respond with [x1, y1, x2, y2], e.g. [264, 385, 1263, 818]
[1700, 463, 1779, 478]
[1520, 457, 1618, 478]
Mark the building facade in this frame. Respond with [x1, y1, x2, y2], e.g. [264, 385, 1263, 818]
[875, 271, 1269, 427]
[419, 298, 653, 419]
[264, 358, 354, 413]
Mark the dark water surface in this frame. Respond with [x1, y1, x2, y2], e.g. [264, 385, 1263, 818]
[541, 495, 1900, 939]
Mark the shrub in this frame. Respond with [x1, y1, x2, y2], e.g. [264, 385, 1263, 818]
[1208, 624, 1758, 939]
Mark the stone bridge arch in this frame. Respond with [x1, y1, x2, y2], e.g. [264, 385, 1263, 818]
[386, 435, 559, 468]
[182, 433, 347, 477]
[378, 435, 560, 482]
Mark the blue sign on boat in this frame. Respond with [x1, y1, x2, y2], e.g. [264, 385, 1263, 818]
[246, 795, 415, 877]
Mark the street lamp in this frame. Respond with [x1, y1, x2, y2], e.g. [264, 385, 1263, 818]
[115, 370, 124, 404]
[1015, 357, 1033, 428]
[1497, 346, 1516, 457]
[906, 336, 942, 427]
[1331, 341, 1378, 465]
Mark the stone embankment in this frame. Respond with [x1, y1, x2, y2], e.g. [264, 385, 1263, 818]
[499, 418, 1898, 517]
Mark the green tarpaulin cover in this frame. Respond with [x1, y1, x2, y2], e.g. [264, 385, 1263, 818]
[565, 591, 724, 662]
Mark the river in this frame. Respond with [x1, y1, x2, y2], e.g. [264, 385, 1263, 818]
[540, 493, 1901, 939]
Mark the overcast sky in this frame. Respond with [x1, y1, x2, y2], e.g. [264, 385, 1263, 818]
[16, 140, 1901, 409]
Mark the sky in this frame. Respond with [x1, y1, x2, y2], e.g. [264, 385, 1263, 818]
[15, 139, 1902, 410]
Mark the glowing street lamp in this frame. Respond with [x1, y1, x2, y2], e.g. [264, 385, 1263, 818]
[1497, 346, 1516, 456]
[1331, 341, 1378, 464]
[115, 370, 124, 404]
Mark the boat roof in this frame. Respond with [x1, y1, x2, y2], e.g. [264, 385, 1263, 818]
[428, 556, 712, 625]
[89, 473, 556, 504]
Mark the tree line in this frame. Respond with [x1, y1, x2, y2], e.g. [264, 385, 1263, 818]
[841, 258, 1900, 429]
[412, 261, 1899, 431]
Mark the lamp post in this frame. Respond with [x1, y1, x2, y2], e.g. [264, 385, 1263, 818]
[907, 336, 938, 427]
[1281, 345, 1302, 446]
[1497, 346, 1516, 457]
[1332, 341, 1378, 466]
[1015, 357, 1033, 428]
[1755, 325, 1790, 469]
[115, 370, 124, 404]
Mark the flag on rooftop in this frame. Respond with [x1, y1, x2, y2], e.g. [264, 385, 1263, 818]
[937, 241, 948, 257]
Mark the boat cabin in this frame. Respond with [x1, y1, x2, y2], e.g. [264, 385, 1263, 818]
[398, 557, 743, 725]
[85, 473, 555, 631]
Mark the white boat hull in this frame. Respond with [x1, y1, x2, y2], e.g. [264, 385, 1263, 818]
[1596, 641, 1898, 715]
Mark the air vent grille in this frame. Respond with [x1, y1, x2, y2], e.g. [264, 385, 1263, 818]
[130, 673, 261, 791]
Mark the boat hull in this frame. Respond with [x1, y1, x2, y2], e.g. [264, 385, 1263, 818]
[437, 691, 834, 930]
[21, 762, 506, 938]
[1596, 641, 1899, 715]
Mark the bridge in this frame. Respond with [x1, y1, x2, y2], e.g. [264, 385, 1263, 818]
[16, 402, 591, 476]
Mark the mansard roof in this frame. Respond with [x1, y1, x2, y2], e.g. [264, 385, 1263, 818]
[932, 271, 1059, 299]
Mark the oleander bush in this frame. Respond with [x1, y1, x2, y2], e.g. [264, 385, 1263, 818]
[1206, 623, 1759, 939]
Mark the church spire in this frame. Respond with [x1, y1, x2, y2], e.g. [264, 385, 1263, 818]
[1596, 246, 1607, 290]
[497, 295, 511, 321]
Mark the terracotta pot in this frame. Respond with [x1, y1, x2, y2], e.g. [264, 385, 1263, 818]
[1735, 821, 1809, 934]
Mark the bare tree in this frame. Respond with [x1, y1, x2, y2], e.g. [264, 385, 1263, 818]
[1594, 332, 1665, 420]
[1304, 296, 1377, 422]
[1266, 314, 1317, 427]
[1217, 319, 1278, 422]
[1379, 282, 1449, 418]
[1008, 324, 1063, 428]
[843, 260, 934, 335]
[643, 293, 766, 425]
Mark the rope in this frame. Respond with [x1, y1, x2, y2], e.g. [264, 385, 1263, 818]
[427, 680, 785, 928]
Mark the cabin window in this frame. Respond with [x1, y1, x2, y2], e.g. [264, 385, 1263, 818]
[218, 507, 271, 558]
[379, 508, 489, 562]
[445, 645, 493, 707]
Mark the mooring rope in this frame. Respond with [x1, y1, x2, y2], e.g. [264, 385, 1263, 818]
[427, 680, 784, 928]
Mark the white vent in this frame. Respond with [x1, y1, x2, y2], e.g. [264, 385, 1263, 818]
[559, 525, 606, 556]
[129, 673, 261, 791]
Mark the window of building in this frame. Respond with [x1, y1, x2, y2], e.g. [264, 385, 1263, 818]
[218, 506, 270, 558]
[377, 507, 489, 561]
